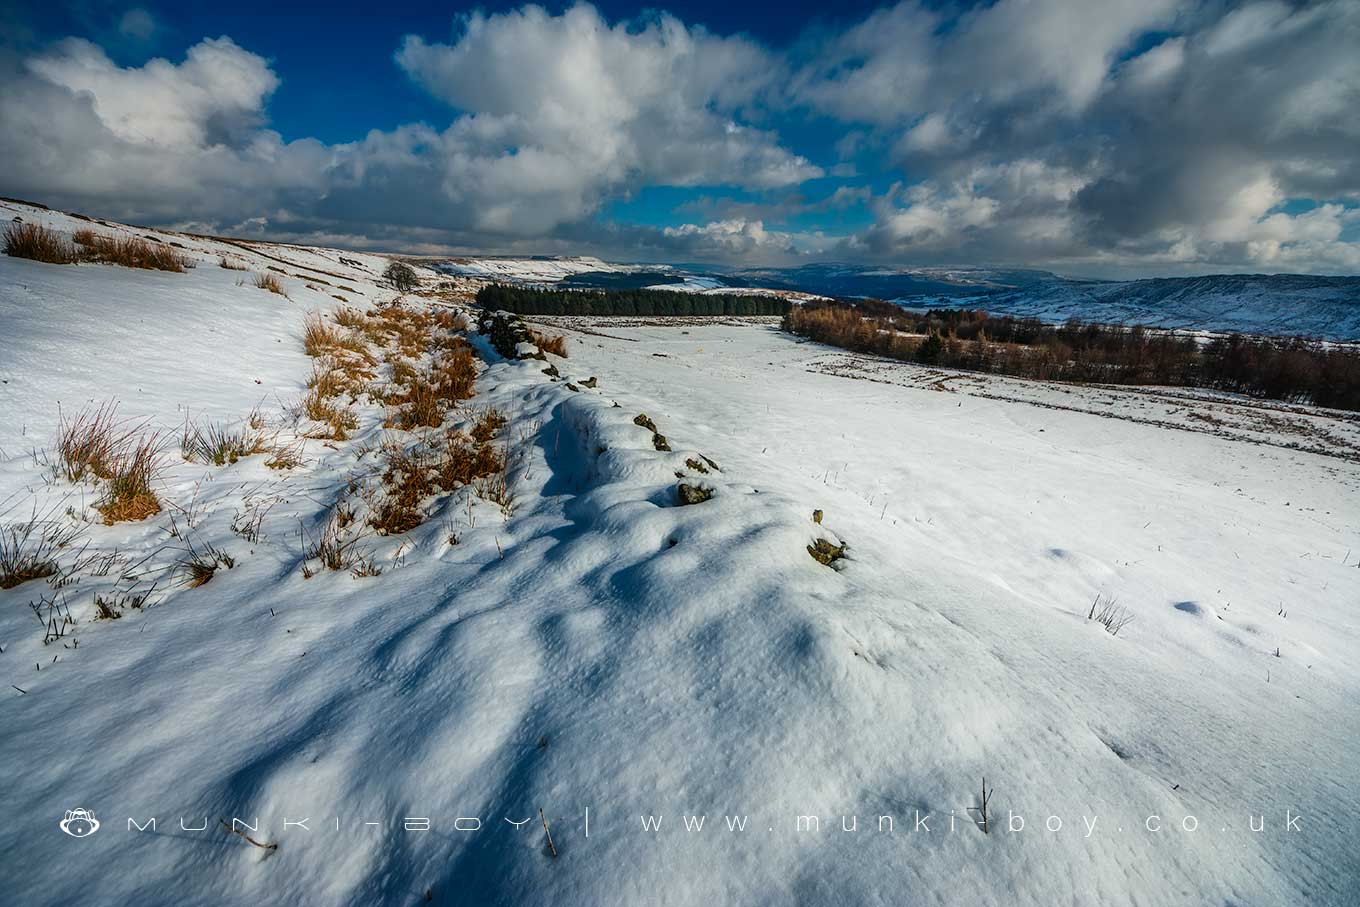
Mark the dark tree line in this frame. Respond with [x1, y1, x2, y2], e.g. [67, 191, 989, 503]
[476, 283, 791, 317]
[784, 301, 1360, 411]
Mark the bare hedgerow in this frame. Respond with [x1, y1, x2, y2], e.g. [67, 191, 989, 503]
[3, 223, 77, 264]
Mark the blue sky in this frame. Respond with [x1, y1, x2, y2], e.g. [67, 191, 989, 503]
[2, 0, 1357, 277]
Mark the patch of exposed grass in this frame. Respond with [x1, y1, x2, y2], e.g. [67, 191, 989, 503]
[470, 408, 506, 444]
[96, 435, 164, 524]
[74, 230, 190, 271]
[53, 402, 135, 482]
[302, 311, 341, 356]
[180, 418, 273, 466]
[531, 329, 568, 357]
[0, 511, 79, 589]
[3, 223, 77, 264]
[253, 272, 287, 296]
[301, 390, 358, 440]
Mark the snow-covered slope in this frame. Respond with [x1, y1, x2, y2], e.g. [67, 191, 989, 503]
[427, 255, 1360, 340]
[922, 273, 1360, 341]
[2, 203, 1358, 905]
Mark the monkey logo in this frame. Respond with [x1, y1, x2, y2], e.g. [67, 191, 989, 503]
[59, 809, 100, 838]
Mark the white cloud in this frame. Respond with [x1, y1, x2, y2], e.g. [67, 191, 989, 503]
[27, 36, 278, 149]
[392, 3, 821, 232]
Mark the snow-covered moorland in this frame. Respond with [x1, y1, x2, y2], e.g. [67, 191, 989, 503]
[1, 200, 1358, 905]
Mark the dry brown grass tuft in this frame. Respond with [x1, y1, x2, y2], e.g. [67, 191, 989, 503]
[393, 377, 445, 429]
[53, 402, 135, 482]
[96, 435, 164, 524]
[436, 436, 503, 490]
[180, 418, 273, 466]
[306, 359, 348, 399]
[333, 306, 368, 329]
[253, 272, 287, 296]
[0, 512, 78, 590]
[4, 223, 77, 264]
[75, 231, 189, 271]
[531, 330, 568, 357]
[301, 390, 358, 440]
[390, 357, 419, 386]
[265, 441, 306, 470]
[470, 408, 507, 444]
[434, 343, 478, 401]
[302, 312, 341, 356]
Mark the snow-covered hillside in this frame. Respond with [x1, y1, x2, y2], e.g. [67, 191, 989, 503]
[923, 273, 1360, 341]
[427, 256, 1360, 340]
[2, 202, 1358, 906]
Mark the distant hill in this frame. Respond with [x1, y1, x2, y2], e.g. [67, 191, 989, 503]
[437, 257, 1360, 340]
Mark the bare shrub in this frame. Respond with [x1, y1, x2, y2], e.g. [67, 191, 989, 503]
[3, 223, 77, 264]
[383, 260, 419, 292]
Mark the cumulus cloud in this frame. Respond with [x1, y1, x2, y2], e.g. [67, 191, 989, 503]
[0, 4, 819, 250]
[26, 36, 278, 148]
[0, 0, 1357, 274]
[390, 4, 820, 233]
[796, 0, 1360, 274]
[661, 219, 808, 260]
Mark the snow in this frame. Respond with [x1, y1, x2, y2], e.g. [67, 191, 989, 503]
[436, 255, 649, 284]
[2, 203, 1358, 905]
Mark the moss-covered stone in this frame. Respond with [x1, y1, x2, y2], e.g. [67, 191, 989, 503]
[676, 483, 712, 505]
[808, 538, 846, 566]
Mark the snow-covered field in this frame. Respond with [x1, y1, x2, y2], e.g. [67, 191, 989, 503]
[2, 204, 1358, 905]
